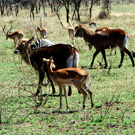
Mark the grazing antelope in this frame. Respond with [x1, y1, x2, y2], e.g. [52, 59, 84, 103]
[68, 22, 75, 44]
[43, 57, 94, 111]
[95, 26, 113, 33]
[14, 37, 79, 96]
[89, 21, 97, 28]
[75, 25, 134, 68]
[89, 21, 112, 32]
[3, 25, 23, 48]
[37, 27, 47, 39]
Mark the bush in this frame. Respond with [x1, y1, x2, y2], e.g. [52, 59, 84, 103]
[98, 10, 110, 19]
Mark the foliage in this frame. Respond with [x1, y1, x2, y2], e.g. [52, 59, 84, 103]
[98, 10, 110, 19]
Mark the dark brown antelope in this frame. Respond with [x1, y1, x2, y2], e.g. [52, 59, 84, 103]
[3, 25, 23, 48]
[94, 26, 116, 55]
[75, 24, 134, 68]
[14, 37, 79, 96]
[37, 27, 47, 39]
[43, 57, 94, 111]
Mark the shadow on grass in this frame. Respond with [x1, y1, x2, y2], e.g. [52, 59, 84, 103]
[51, 110, 79, 114]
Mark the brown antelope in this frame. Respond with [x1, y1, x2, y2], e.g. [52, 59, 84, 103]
[68, 22, 75, 44]
[94, 26, 117, 55]
[14, 37, 79, 96]
[95, 26, 113, 33]
[20, 37, 29, 43]
[37, 27, 47, 39]
[89, 21, 97, 28]
[3, 25, 23, 48]
[75, 24, 134, 68]
[75, 24, 87, 32]
[43, 57, 94, 111]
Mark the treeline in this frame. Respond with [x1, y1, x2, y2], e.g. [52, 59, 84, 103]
[0, 0, 134, 21]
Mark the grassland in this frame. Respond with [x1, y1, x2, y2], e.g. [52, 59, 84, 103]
[0, 2, 135, 134]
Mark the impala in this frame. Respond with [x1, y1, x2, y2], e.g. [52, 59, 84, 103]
[89, 21, 97, 28]
[75, 24, 134, 68]
[43, 57, 94, 111]
[3, 25, 23, 48]
[68, 22, 75, 44]
[14, 37, 79, 96]
[37, 27, 47, 39]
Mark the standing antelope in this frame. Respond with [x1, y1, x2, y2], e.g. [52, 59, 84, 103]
[37, 27, 47, 39]
[75, 24, 134, 68]
[3, 25, 23, 48]
[68, 22, 75, 44]
[94, 26, 117, 55]
[43, 57, 94, 111]
[14, 37, 79, 96]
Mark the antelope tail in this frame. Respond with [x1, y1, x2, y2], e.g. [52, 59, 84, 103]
[86, 75, 91, 91]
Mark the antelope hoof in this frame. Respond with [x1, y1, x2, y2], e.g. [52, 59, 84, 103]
[83, 105, 85, 109]
[132, 63, 135, 67]
[68, 91, 72, 96]
[118, 64, 122, 68]
[104, 65, 107, 68]
[66, 108, 69, 112]
[52, 90, 56, 94]
[35, 91, 40, 96]
[89, 65, 93, 69]
[91, 103, 94, 108]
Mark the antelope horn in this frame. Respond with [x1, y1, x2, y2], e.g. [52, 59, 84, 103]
[7, 24, 13, 34]
[2, 25, 6, 34]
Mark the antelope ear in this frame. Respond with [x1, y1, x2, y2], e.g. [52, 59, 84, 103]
[43, 58, 47, 62]
[50, 56, 54, 63]
[25, 37, 34, 48]
[50, 56, 53, 60]
[29, 36, 34, 44]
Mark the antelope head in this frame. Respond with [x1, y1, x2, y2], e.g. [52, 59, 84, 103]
[3, 25, 13, 40]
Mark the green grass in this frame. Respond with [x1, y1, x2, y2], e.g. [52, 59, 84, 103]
[0, 3, 135, 134]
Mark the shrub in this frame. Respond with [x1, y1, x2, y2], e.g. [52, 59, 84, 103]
[98, 10, 110, 19]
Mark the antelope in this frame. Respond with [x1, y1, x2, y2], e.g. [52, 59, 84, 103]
[89, 21, 97, 28]
[75, 24, 134, 68]
[89, 22, 117, 55]
[68, 22, 75, 44]
[75, 24, 87, 32]
[20, 37, 29, 43]
[94, 26, 117, 55]
[43, 57, 94, 111]
[89, 21, 113, 33]
[3, 25, 23, 48]
[95, 26, 113, 33]
[37, 27, 47, 39]
[14, 37, 79, 96]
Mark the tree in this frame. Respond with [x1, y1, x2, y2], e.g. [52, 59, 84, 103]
[58, 0, 70, 23]
[89, 0, 97, 19]
[72, 0, 82, 20]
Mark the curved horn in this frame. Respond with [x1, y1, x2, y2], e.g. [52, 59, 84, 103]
[7, 24, 13, 34]
[3, 25, 6, 34]
[25, 36, 34, 48]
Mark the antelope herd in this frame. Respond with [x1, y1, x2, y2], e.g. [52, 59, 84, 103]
[3, 21, 135, 111]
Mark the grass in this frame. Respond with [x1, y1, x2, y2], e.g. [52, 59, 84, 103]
[0, 3, 135, 134]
